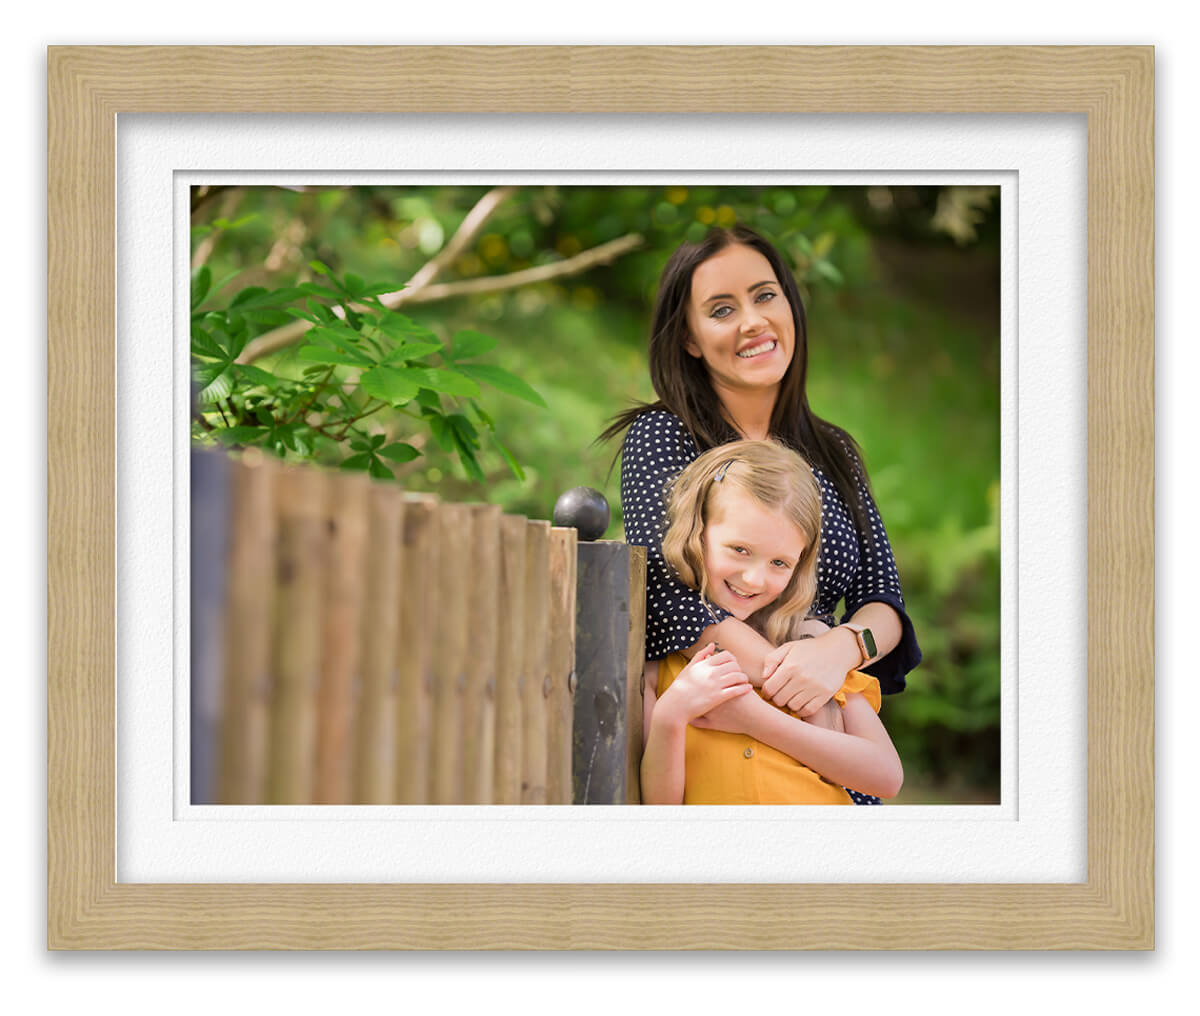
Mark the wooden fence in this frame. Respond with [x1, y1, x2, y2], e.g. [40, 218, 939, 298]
[190, 447, 646, 805]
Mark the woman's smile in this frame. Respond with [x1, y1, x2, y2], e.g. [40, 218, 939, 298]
[736, 338, 778, 359]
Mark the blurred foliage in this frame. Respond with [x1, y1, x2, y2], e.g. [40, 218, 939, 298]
[190, 183, 1001, 803]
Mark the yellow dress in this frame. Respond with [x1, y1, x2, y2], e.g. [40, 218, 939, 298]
[656, 652, 882, 805]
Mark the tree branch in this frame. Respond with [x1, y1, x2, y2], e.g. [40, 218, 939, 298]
[394, 233, 644, 306]
[237, 185, 517, 364]
[237, 215, 643, 366]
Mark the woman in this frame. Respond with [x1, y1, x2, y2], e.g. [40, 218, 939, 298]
[603, 225, 920, 802]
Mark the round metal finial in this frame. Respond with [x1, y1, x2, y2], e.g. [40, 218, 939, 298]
[553, 486, 610, 541]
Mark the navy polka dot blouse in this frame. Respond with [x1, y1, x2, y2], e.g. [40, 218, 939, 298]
[620, 409, 921, 694]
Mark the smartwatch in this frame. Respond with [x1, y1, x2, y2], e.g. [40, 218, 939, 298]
[841, 623, 877, 666]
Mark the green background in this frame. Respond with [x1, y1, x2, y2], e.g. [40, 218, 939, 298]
[191, 183, 1001, 803]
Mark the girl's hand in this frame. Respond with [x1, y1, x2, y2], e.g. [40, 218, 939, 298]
[655, 643, 753, 730]
[690, 683, 770, 736]
[760, 627, 861, 717]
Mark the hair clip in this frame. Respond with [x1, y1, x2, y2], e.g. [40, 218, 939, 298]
[714, 459, 734, 483]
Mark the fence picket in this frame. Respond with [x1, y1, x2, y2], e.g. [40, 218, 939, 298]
[520, 521, 551, 804]
[431, 503, 470, 804]
[315, 471, 369, 805]
[493, 515, 526, 805]
[547, 527, 577, 804]
[354, 486, 403, 804]
[267, 465, 327, 804]
[218, 453, 277, 805]
[463, 503, 501, 804]
[395, 496, 438, 804]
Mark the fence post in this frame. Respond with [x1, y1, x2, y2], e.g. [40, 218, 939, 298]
[572, 541, 647, 805]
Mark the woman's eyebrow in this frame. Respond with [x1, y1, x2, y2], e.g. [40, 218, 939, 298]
[700, 280, 776, 304]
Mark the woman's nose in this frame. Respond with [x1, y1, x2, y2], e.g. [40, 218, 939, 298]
[740, 309, 767, 333]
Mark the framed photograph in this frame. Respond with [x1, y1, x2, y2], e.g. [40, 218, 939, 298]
[48, 45, 1153, 949]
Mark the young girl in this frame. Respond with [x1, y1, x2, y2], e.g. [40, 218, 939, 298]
[640, 440, 903, 805]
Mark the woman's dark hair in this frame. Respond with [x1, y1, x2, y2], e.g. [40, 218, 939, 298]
[600, 224, 873, 530]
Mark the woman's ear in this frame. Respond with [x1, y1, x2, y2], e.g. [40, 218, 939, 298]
[683, 334, 702, 359]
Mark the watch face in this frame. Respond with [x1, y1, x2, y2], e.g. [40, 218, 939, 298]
[862, 628, 877, 659]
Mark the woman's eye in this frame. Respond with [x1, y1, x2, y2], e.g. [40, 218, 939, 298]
[711, 305, 732, 319]
[756, 290, 776, 303]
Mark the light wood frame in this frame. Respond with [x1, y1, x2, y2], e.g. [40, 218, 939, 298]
[47, 45, 1154, 950]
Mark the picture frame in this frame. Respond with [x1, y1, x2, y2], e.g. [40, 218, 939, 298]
[47, 45, 1153, 949]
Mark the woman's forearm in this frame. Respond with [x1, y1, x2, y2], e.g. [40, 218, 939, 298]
[693, 617, 774, 686]
[846, 602, 903, 664]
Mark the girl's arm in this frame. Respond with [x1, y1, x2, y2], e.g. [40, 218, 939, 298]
[695, 691, 903, 798]
[640, 645, 753, 805]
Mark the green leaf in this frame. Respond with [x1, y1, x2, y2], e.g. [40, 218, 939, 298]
[382, 341, 444, 365]
[190, 326, 228, 361]
[376, 312, 440, 346]
[234, 363, 279, 387]
[448, 413, 480, 450]
[232, 286, 309, 310]
[447, 329, 498, 361]
[368, 458, 395, 481]
[340, 452, 372, 471]
[297, 345, 371, 368]
[230, 286, 270, 308]
[344, 273, 365, 297]
[451, 434, 486, 483]
[299, 282, 343, 302]
[190, 266, 212, 310]
[307, 299, 337, 324]
[309, 260, 332, 275]
[214, 426, 268, 445]
[403, 366, 480, 399]
[378, 442, 420, 463]
[490, 433, 525, 482]
[415, 388, 441, 412]
[427, 413, 455, 453]
[455, 363, 547, 407]
[358, 365, 421, 405]
[197, 368, 234, 404]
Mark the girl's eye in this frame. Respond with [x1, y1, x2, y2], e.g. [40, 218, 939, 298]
[771, 559, 790, 568]
[730, 545, 747, 555]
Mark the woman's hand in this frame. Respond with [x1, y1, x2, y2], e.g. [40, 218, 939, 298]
[760, 627, 861, 717]
[654, 643, 753, 730]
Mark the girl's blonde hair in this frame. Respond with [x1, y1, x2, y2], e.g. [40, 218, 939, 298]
[662, 439, 823, 645]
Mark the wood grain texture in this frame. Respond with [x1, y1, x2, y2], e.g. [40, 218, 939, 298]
[47, 45, 1153, 949]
